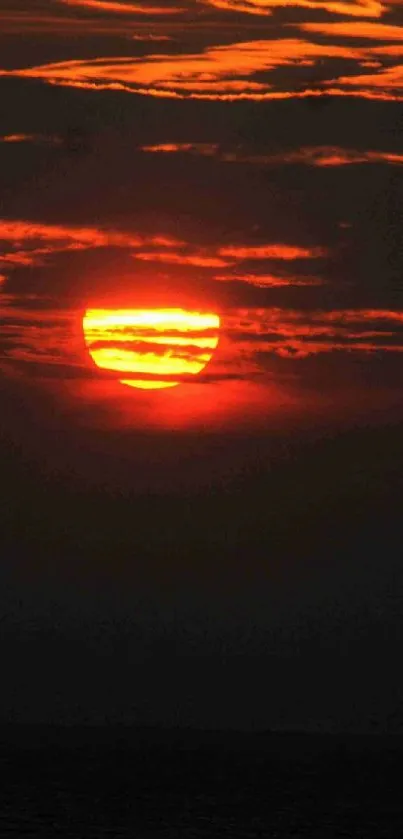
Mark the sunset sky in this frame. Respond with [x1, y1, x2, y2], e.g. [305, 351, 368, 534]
[1, 0, 403, 732]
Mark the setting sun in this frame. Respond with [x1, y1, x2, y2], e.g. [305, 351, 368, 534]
[83, 308, 220, 389]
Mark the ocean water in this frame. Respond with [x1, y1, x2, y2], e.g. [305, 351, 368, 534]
[0, 734, 402, 837]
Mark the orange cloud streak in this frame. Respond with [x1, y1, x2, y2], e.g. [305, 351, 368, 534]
[0, 220, 326, 276]
[141, 143, 219, 154]
[134, 251, 231, 267]
[329, 65, 403, 91]
[0, 134, 62, 146]
[2, 29, 400, 101]
[308, 148, 403, 166]
[0, 38, 374, 97]
[323, 309, 403, 325]
[216, 274, 325, 287]
[60, 0, 182, 14]
[37, 79, 401, 102]
[0, 219, 185, 252]
[219, 244, 325, 260]
[300, 22, 403, 40]
[204, 0, 384, 18]
[140, 143, 403, 167]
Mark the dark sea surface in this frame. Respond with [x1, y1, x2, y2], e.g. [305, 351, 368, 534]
[0, 730, 402, 837]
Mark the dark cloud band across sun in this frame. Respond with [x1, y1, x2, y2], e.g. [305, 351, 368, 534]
[2, 294, 403, 385]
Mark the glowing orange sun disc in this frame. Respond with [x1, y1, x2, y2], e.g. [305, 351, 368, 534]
[83, 307, 220, 389]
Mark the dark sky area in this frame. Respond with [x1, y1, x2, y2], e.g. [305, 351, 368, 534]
[0, 0, 403, 732]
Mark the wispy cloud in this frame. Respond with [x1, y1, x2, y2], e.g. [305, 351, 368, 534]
[0, 219, 186, 279]
[131, 242, 325, 270]
[216, 274, 325, 287]
[219, 244, 325, 260]
[299, 21, 403, 40]
[140, 143, 403, 166]
[2, 32, 401, 101]
[134, 251, 231, 267]
[0, 219, 326, 281]
[327, 64, 403, 93]
[0, 133, 63, 146]
[0, 219, 183, 261]
[59, 0, 182, 14]
[226, 307, 403, 360]
[202, 0, 384, 18]
[141, 143, 219, 155]
[4, 136, 401, 168]
[0, 296, 80, 371]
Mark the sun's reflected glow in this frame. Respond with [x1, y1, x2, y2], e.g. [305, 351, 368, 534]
[83, 308, 220, 389]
